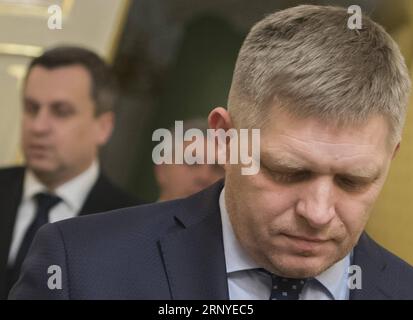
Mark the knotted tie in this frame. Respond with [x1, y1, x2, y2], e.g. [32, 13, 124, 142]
[259, 269, 307, 300]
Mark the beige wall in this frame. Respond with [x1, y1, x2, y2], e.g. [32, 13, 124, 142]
[367, 105, 413, 265]
[366, 0, 413, 265]
[0, 55, 27, 166]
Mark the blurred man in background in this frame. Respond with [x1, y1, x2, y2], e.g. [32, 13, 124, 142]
[154, 118, 224, 201]
[0, 46, 141, 298]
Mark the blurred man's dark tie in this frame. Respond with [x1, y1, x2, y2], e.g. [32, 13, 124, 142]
[7, 192, 62, 293]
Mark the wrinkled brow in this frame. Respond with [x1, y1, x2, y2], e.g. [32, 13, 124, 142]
[260, 151, 381, 179]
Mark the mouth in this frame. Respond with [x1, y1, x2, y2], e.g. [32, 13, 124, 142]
[29, 144, 47, 149]
[281, 233, 329, 251]
[285, 234, 328, 242]
[27, 144, 51, 156]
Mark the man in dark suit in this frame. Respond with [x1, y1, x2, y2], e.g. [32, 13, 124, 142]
[10, 6, 413, 299]
[0, 47, 140, 298]
[7, 180, 413, 299]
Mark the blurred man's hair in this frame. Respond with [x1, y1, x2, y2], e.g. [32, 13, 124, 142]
[228, 5, 411, 145]
[25, 46, 117, 115]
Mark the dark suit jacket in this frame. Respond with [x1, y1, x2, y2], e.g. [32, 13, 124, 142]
[0, 166, 140, 299]
[9, 179, 413, 300]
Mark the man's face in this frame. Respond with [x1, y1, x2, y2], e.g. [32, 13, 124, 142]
[22, 65, 113, 185]
[155, 139, 224, 201]
[225, 110, 396, 278]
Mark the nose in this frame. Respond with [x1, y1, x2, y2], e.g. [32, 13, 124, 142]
[29, 107, 52, 134]
[296, 176, 336, 229]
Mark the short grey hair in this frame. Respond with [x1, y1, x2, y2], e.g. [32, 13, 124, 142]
[228, 5, 411, 144]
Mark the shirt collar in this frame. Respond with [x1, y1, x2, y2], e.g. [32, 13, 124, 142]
[219, 187, 350, 300]
[23, 161, 100, 213]
[312, 253, 350, 300]
[219, 187, 260, 273]
[23, 170, 48, 201]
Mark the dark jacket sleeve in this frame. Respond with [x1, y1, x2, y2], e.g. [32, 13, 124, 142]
[8, 223, 70, 300]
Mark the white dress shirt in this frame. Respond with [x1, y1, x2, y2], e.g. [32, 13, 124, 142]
[219, 188, 351, 300]
[7, 161, 99, 266]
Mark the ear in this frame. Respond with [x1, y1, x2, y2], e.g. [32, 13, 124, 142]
[208, 107, 234, 170]
[96, 112, 114, 146]
[208, 107, 233, 131]
[392, 142, 400, 160]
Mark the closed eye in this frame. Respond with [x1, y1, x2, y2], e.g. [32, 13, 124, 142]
[335, 175, 372, 192]
[269, 170, 312, 183]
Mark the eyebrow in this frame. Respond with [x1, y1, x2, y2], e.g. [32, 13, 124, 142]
[260, 151, 381, 179]
[339, 168, 381, 181]
[24, 96, 74, 108]
[261, 152, 307, 171]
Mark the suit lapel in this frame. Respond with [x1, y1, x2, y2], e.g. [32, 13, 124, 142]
[350, 233, 390, 300]
[78, 173, 106, 215]
[159, 180, 229, 299]
[79, 173, 121, 216]
[0, 167, 25, 297]
[79, 173, 137, 216]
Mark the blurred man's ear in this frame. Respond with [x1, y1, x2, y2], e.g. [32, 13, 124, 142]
[96, 111, 115, 146]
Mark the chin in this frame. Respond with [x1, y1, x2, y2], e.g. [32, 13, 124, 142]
[269, 254, 337, 279]
[27, 159, 58, 175]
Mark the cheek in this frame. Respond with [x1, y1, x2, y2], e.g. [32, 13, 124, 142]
[228, 173, 297, 233]
[22, 119, 32, 137]
[240, 173, 298, 217]
[55, 124, 95, 155]
[336, 187, 382, 239]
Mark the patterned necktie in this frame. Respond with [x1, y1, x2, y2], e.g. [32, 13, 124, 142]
[7, 192, 62, 291]
[259, 269, 307, 300]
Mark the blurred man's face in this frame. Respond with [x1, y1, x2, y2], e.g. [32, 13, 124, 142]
[224, 110, 396, 278]
[155, 139, 224, 201]
[22, 65, 113, 187]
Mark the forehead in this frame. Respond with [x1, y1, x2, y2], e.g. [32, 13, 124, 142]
[24, 65, 92, 101]
[260, 112, 391, 173]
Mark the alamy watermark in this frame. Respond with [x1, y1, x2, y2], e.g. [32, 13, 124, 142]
[347, 5, 362, 30]
[152, 121, 260, 175]
[348, 265, 362, 290]
[48, 5, 62, 30]
[47, 264, 62, 290]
